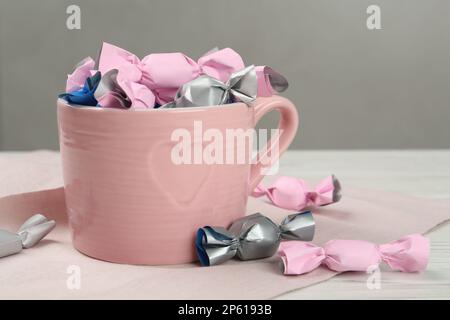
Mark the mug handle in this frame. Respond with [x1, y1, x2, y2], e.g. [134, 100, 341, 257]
[248, 96, 299, 193]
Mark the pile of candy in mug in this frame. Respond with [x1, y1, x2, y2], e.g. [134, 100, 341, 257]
[59, 42, 289, 109]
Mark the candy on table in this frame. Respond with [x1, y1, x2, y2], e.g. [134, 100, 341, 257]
[0, 214, 56, 258]
[252, 175, 342, 211]
[279, 234, 429, 275]
[196, 211, 315, 266]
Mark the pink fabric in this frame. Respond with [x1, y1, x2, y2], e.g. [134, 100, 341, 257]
[65, 57, 96, 92]
[98, 42, 245, 106]
[280, 234, 429, 275]
[0, 151, 449, 299]
[252, 175, 338, 210]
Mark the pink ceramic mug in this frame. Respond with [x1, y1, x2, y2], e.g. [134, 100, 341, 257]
[57, 96, 298, 264]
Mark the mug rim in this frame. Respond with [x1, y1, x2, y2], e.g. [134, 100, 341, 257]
[57, 98, 249, 114]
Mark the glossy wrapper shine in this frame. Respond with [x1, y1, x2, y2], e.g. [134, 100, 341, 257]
[196, 211, 315, 266]
[0, 214, 56, 258]
[94, 69, 133, 109]
[59, 72, 101, 106]
[161, 64, 289, 108]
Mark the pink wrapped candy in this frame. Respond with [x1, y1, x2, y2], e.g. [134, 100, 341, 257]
[98, 42, 245, 106]
[279, 234, 429, 275]
[252, 175, 342, 211]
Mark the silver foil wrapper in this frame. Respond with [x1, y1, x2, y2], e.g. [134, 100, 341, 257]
[94, 69, 132, 109]
[0, 214, 56, 258]
[196, 211, 315, 266]
[160, 65, 258, 108]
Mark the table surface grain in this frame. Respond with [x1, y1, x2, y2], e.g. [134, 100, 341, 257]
[275, 150, 450, 299]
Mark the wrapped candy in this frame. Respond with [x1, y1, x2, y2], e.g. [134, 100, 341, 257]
[196, 211, 315, 266]
[0, 214, 56, 258]
[60, 43, 289, 109]
[65, 57, 96, 92]
[279, 234, 429, 275]
[59, 72, 101, 106]
[98, 42, 245, 107]
[160, 65, 257, 108]
[161, 65, 290, 108]
[252, 175, 342, 211]
[94, 69, 133, 109]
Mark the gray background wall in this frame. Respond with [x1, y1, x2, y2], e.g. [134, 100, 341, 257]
[0, 0, 449, 150]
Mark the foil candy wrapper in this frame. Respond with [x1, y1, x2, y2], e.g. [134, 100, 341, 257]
[196, 211, 315, 266]
[161, 64, 289, 108]
[161, 65, 257, 108]
[59, 71, 101, 106]
[94, 69, 133, 109]
[0, 214, 56, 258]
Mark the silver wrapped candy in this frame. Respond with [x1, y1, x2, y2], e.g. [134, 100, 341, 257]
[0, 214, 56, 258]
[161, 65, 258, 108]
[94, 69, 132, 109]
[196, 211, 315, 266]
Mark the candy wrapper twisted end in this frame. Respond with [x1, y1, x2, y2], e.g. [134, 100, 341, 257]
[331, 174, 342, 203]
[196, 211, 315, 267]
[255, 66, 289, 96]
[0, 214, 56, 258]
[278, 234, 429, 276]
[66, 57, 96, 92]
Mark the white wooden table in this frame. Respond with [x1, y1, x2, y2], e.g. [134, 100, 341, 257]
[275, 150, 450, 299]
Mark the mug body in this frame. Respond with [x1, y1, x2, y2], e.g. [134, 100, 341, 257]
[57, 99, 254, 264]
